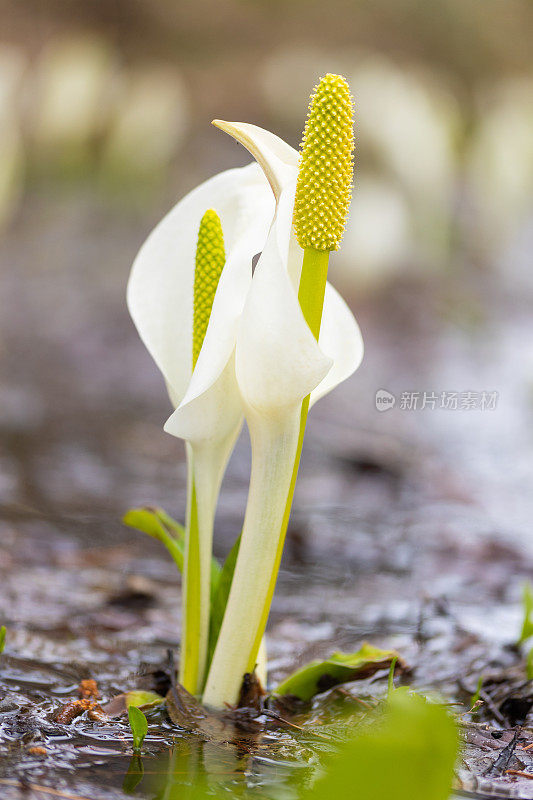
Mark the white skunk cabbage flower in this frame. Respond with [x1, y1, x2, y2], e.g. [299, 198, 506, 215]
[127, 164, 274, 693]
[129, 76, 363, 704]
[203, 76, 364, 707]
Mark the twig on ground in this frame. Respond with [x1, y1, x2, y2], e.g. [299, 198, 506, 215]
[483, 729, 520, 777]
[506, 770, 533, 780]
[261, 709, 331, 740]
[478, 689, 508, 726]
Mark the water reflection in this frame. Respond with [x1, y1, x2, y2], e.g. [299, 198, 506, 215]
[141, 687, 371, 800]
[123, 754, 144, 794]
[148, 739, 259, 799]
[144, 724, 319, 800]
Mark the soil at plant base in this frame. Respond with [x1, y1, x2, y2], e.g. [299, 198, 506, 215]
[1, 195, 533, 799]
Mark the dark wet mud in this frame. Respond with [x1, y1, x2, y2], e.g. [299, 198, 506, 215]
[1, 196, 533, 798]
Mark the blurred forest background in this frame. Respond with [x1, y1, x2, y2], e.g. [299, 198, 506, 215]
[1, 0, 533, 555]
[2, 0, 533, 274]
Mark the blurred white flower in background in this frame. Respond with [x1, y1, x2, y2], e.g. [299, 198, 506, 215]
[0, 45, 26, 231]
[259, 45, 350, 127]
[351, 56, 460, 270]
[352, 57, 459, 204]
[101, 64, 189, 189]
[32, 36, 114, 173]
[0, 45, 26, 111]
[0, 29, 530, 296]
[338, 176, 411, 292]
[468, 77, 533, 256]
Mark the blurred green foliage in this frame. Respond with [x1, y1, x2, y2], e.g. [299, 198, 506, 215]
[518, 582, 533, 645]
[308, 690, 458, 800]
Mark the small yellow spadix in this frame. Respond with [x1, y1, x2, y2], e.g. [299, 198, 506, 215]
[293, 73, 354, 251]
[192, 209, 225, 367]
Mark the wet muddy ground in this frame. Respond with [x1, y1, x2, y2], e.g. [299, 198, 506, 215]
[1, 195, 533, 798]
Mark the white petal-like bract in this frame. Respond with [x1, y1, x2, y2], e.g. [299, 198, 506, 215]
[127, 162, 274, 410]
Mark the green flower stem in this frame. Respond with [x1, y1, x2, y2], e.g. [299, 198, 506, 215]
[202, 247, 329, 707]
[179, 445, 203, 693]
[180, 442, 223, 695]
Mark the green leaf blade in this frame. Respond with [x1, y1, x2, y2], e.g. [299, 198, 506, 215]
[126, 690, 164, 710]
[275, 643, 401, 701]
[207, 534, 241, 670]
[527, 648, 533, 681]
[123, 507, 185, 572]
[128, 705, 148, 753]
[518, 582, 533, 645]
[122, 506, 221, 598]
[0, 625, 6, 654]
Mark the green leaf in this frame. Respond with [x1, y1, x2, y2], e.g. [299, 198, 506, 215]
[518, 583, 533, 645]
[158, 507, 221, 594]
[527, 648, 533, 681]
[470, 674, 484, 710]
[207, 534, 241, 671]
[101, 689, 165, 718]
[123, 507, 185, 571]
[122, 507, 221, 598]
[0, 626, 5, 654]
[123, 506, 185, 543]
[128, 705, 148, 753]
[308, 690, 458, 800]
[275, 643, 401, 701]
[126, 690, 164, 710]
[152, 507, 186, 536]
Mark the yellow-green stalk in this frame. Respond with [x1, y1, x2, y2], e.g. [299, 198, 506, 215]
[203, 75, 354, 707]
[180, 209, 225, 694]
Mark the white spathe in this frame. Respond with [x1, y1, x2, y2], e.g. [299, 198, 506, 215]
[128, 161, 274, 425]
